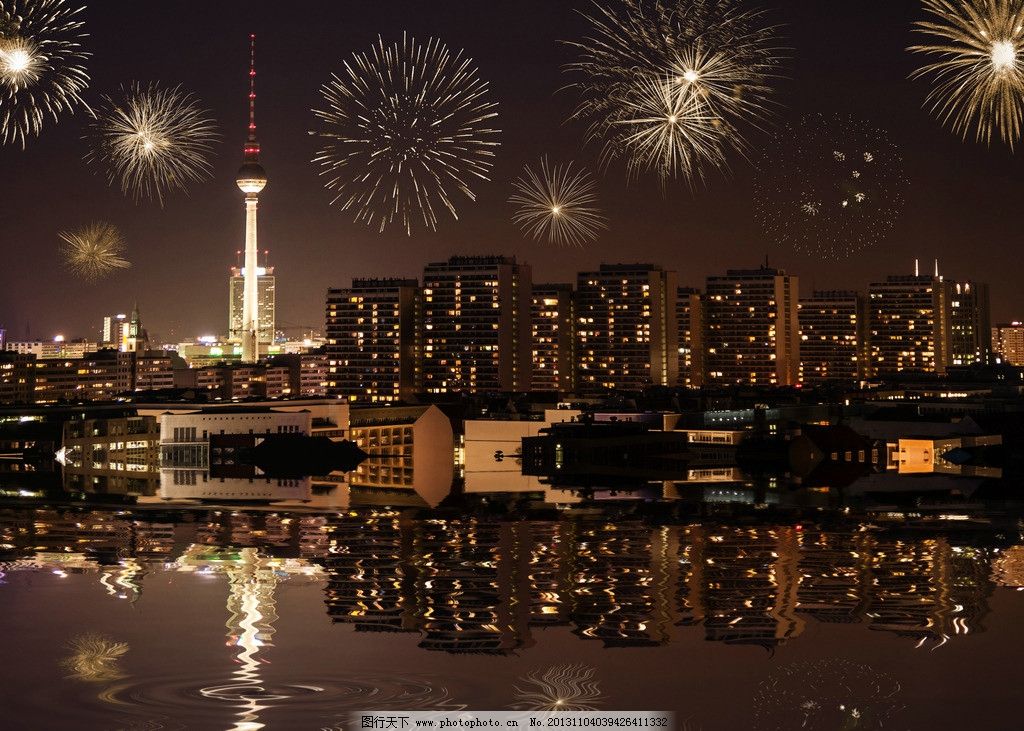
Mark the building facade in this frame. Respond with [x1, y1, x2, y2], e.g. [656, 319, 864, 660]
[576, 264, 678, 394]
[798, 290, 867, 383]
[531, 283, 576, 393]
[868, 274, 951, 375]
[993, 322, 1024, 366]
[229, 264, 276, 346]
[421, 256, 532, 394]
[32, 350, 135, 403]
[0, 352, 34, 404]
[4, 339, 99, 359]
[102, 313, 129, 349]
[677, 286, 705, 388]
[704, 266, 800, 386]
[326, 279, 420, 403]
[948, 281, 992, 366]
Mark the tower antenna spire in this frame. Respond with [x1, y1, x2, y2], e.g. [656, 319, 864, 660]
[245, 34, 260, 161]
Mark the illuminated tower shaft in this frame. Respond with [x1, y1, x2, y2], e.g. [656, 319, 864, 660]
[236, 35, 268, 364]
[241, 195, 259, 361]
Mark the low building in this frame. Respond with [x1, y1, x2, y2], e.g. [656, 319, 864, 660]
[0, 352, 35, 404]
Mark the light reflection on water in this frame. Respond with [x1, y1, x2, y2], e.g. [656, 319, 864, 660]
[1, 506, 1023, 729]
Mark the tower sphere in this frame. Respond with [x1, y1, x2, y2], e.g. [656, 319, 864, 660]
[237, 161, 267, 194]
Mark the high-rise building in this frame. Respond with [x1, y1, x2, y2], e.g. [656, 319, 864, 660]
[948, 281, 992, 366]
[229, 262, 276, 345]
[993, 322, 1024, 366]
[677, 286, 704, 388]
[101, 306, 148, 353]
[798, 290, 867, 383]
[704, 266, 800, 386]
[235, 35, 269, 364]
[325, 278, 421, 402]
[421, 255, 532, 394]
[576, 264, 678, 394]
[868, 272, 951, 375]
[531, 283, 576, 393]
[102, 313, 129, 349]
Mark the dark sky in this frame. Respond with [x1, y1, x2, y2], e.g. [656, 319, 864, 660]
[2, 0, 1023, 343]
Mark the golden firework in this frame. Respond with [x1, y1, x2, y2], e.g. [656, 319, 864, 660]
[86, 82, 220, 205]
[312, 32, 500, 235]
[58, 221, 130, 281]
[0, 0, 90, 147]
[910, 0, 1024, 148]
[509, 157, 607, 247]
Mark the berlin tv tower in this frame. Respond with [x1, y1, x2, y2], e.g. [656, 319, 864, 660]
[236, 34, 268, 364]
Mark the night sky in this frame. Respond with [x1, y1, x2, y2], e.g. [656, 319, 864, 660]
[2, 0, 1023, 343]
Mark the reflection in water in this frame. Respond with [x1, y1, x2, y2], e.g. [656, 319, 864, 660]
[173, 544, 325, 731]
[510, 664, 603, 711]
[0, 505, 1020, 727]
[61, 633, 130, 682]
[0, 508, 1016, 655]
[752, 659, 903, 730]
[993, 545, 1024, 589]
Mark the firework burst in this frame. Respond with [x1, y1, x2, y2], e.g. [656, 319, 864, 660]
[86, 82, 220, 205]
[58, 221, 130, 280]
[509, 158, 607, 247]
[312, 32, 500, 235]
[910, 0, 1024, 148]
[0, 0, 89, 147]
[753, 114, 908, 260]
[611, 74, 727, 182]
[565, 0, 784, 182]
[510, 664, 603, 712]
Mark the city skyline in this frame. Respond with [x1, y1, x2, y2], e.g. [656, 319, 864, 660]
[3, 0, 1024, 342]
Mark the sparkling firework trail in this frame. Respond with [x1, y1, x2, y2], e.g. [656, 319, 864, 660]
[910, 0, 1024, 148]
[86, 82, 220, 205]
[509, 158, 607, 247]
[0, 0, 90, 147]
[510, 664, 604, 712]
[58, 221, 130, 280]
[753, 114, 908, 260]
[565, 0, 784, 182]
[312, 32, 500, 235]
[611, 74, 727, 183]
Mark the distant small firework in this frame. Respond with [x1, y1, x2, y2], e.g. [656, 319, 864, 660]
[0, 0, 90, 147]
[752, 659, 903, 730]
[86, 82, 220, 205]
[312, 32, 500, 235]
[910, 0, 1024, 148]
[565, 0, 784, 182]
[59, 221, 130, 280]
[510, 664, 603, 712]
[754, 114, 908, 260]
[61, 633, 129, 682]
[509, 158, 607, 247]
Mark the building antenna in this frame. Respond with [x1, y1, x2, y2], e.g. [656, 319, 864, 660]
[914, 258, 919, 277]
